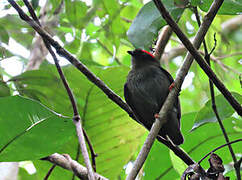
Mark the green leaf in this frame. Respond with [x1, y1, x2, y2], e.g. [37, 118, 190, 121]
[192, 92, 242, 131]
[0, 16, 33, 47]
[102, 0, 119, 18]
[169, 149, 187, 176]
[182, 113, 241, 169]
[127, 1, 184, 50]
[0, 96, 74, 161]
[0, 25, 9, 44]
[199, 0, 242, 15]
[174, 0, 189, 8]
[65, 0, 88, 29]
[31, 0, 39, 9]
[143, 113, 241, 179]
[143, 140, 179, 179]
[11, 65, 145, 179]
[0, 81, 10, 97]
[190, 0, 201, 6]
[50, 0, 62, 11]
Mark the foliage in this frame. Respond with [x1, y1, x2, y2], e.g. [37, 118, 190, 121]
[0, 0, 241, 179]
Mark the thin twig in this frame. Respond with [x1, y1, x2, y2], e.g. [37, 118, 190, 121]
[154, 25, 173, 60]
[216, 52, 242, 60]
[161, 45, 241, 74]
[193, 8, 241, 179]
[72, 143, 81, 180]
[81, 84, 97, 170]
[44, 164, 56, 180]
[208, 36, 240, 179]
[20, 1, 95, 179]
[42, 153, 108, 180]
[200, 51, 241, 74]
[83, 128, 98, 172]
[198, 139, 242, 164]
[97, 39, 121, 65]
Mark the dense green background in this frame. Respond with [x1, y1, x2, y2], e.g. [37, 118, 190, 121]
[0, 0, 241, 179]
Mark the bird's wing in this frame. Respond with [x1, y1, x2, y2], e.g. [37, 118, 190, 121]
[124, 83, 144, 125]
[159, 66, 175, 83]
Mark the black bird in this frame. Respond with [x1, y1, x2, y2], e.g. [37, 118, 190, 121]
[124, 49, 184, 145]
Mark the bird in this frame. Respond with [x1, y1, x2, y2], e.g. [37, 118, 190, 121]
[124, 49, 184, 145]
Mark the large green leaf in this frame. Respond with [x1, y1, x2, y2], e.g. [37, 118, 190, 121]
[12, 65, 145, 179]
[64, 0, 95, 29]
[143, 140, 179, 180]
[169, 149, 187, 176]
[65, 0, 87, 28]
[0, 96, 74, 161]
[0, 15, 33, 48]
[192, 92, 242, 131]
[127, 1, 184, 50]
[198, 0, 242, 15]
[102, 0, 119, 18]
[0, 25, 9, 44]
[0, 81, 10, 97]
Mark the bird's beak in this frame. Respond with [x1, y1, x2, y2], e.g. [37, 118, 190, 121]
[127, 50, 134, 56]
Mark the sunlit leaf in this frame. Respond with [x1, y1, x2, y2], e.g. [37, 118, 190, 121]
[0, 96, 74, 161]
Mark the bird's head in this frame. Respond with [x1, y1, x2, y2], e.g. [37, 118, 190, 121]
[127, 49, 159, 68]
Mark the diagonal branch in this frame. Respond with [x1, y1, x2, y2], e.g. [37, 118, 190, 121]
[154, 25, 173, 60]
[42, 153, 108, 180]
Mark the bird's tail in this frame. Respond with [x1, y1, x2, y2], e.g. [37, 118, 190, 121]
[159, 113, 184, 146]
[167, 129, 184, 145]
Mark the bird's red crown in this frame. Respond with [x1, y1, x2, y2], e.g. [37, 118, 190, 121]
[141, 50, 155, 59]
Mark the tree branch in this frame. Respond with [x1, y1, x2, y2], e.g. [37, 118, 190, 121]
[154, 25, 173, 60]
[42, 153, 108, 180]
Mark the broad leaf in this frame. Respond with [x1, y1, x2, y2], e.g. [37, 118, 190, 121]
[0, 81, 10, 97]
[0, 25, 9, 44]
[192, 92, 242, 131]
[169, 149, 187, 176]
[127, 1, 184, 50]
[198, 0, 242, 15]
[0, 96, 74, 161]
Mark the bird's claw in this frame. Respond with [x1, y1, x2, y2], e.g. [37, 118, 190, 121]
[154, 113, 160, 119]
[169, 82, 175, 91]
